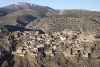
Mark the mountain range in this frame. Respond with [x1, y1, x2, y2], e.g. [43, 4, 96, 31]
[0, 2, 58, 26]
[0, 2, 100, 37]
[0, 2, 100, 27]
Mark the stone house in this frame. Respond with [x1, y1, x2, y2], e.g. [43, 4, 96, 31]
[44, 49, 53, 57]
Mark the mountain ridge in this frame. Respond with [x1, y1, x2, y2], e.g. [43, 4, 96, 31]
[0, 2, 100, 30]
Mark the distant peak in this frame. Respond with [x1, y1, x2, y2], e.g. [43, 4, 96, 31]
[15, 2, 33, 6]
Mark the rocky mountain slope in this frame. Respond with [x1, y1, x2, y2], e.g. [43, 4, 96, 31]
[26, 15, 100, 36]
[0, 2, 57, 16]
[59, 9, 100, 16]
[1, 2, 100, 27]
[0, 2, 58, 26]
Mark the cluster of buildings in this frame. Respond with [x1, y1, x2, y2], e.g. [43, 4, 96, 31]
[11, 29, 100, 59]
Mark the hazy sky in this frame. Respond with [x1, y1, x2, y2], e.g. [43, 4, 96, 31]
[0, 0, 100, 11]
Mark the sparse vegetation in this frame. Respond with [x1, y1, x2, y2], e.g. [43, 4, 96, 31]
[0, 2, 100, 67]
